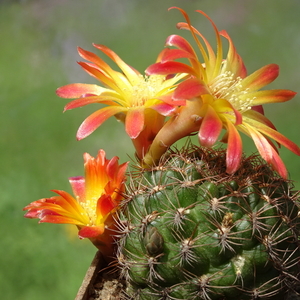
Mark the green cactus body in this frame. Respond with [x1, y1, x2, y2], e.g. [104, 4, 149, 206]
[117, 146, 300, 300]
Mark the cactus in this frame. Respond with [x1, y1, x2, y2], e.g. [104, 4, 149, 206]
[117, 145, 300, 299]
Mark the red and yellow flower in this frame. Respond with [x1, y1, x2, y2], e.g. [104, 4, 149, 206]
[56, 45, 186, 159]
[144, 7, 300, 177]
[23, 150, 128, 257]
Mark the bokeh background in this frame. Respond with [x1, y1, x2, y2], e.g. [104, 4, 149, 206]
[1, 0, 300, 299]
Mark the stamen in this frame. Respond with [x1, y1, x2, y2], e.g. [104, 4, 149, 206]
[130, 75, 165, 107]
[209, 71, 255, 112]
[80, 198, 99, 225]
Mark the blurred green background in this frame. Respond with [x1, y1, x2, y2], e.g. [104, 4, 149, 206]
[1, 0, 299, 299]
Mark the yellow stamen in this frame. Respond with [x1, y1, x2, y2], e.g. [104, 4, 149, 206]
[209, 71, 255, 112]
[129, 75, 166, 107]
[79, 197, 100, 225]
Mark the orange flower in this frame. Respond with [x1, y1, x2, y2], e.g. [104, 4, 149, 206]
[56, 45, 186, 159]
[144, 7, 300, 177]
[23, 150, 128, 256]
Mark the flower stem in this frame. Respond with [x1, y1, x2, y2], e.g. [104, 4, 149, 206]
[142, 98, 202, 167]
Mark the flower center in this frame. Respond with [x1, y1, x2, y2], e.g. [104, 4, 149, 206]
[209, 71, 254, 113]
[80, 197, 99, 225]
[130, 75, 165, 107]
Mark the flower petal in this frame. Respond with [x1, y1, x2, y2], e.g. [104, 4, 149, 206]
[220, 30, 247, 78]
[225, 120, 243, 174]
[23, 196, 87, 224]
[157, 94, 186, 107]
[97, 194, 115, 218]
[78, 47, 131, 90]
[165, 34, 197, 57]
[23, 198, 69, 216]
[39, 214, 84, 225]
[269, 150, 287, 178]
[125, 108, 145, 139]
[83, 151, 109, 202]
[146, 61, 198, 77]
[243, 124, 287, 178]
[77, 106, 126, 140]
[170, 7, 219, 75]
[240, 64, 279, 92]
[198, 104, 223, 147]
[173, 78, 209, 100]
[93, 44, 141, 81]
[243, 110, 300, 155]
[51, 190, 88, 220]
[244, 125, 272, 162]
[78, 46, 109, 68]
[243, 109, 276, 130]
[160, 48, 195, 63]
[69, 176, 85, 202]
[246, 117, 300, 155]
[56, 83, 104, 98]
[251, 105, 264, 115]
[214, 98, 243, 126]
[64, 95, 118, 111]
[151, 102, 176, 116]
[241, 89, 297, 106]
[77, 61, 124, 93]
[105, 155, 121, 178]
[78, 225, 105, 239]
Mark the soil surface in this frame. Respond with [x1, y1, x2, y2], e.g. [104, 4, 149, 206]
[87, 269, 125, 300]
